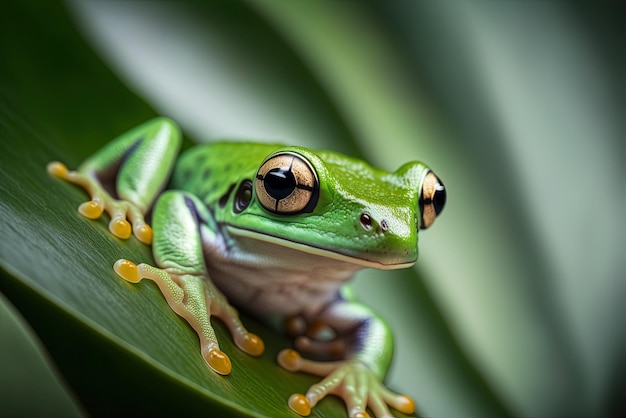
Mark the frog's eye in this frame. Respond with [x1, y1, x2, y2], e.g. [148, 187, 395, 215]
[255, 152, 319, 215]
[233, 180, 253, 214]
[419, 171, 446, 229]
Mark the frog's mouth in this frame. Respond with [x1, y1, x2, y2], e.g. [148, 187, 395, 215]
[226, 226, 416, 270]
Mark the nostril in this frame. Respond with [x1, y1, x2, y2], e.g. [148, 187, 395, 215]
[360, 212, 372, 230]
[360, 213, 388, 234]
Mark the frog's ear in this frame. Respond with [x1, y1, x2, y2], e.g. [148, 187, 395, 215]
[395, 162, 446, 229]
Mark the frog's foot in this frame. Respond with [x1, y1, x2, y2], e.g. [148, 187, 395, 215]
[278, 349, 415, 418]
[113, 259, 264, 375]
[47, 161, 152, 244]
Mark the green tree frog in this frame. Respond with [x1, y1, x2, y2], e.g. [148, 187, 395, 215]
[47, 118, 445, 418]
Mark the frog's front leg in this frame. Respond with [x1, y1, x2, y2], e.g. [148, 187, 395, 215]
[47, 117, 181, 244]
[278, 301, 415, 418]
[114, 191, 264, 375]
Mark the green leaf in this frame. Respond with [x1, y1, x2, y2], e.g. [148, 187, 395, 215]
[0, 293, 85, 418]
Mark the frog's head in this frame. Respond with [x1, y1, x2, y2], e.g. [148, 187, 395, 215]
[224, 146, 445, 270]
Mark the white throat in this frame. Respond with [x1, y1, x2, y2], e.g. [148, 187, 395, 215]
[202, 225, 364, 317]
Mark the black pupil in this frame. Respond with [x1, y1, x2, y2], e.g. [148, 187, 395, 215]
[433, 182, 446, 215]
[264, 167, 296, 200]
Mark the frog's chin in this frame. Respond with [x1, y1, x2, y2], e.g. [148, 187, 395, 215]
[225, 226, 416, 271]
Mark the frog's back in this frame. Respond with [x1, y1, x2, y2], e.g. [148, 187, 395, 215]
[171, 142, 283, 204]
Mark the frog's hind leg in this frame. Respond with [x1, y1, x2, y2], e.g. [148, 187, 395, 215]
[277, 301, 416, 417]
[48, 117, 181, 244]
[278, 350, 415, 417]
[115, 191, 264, 375]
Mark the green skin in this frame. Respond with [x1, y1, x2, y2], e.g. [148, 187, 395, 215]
[49, 118, 445, 418]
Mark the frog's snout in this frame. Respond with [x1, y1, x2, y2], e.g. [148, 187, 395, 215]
[353, 209, 418, 268]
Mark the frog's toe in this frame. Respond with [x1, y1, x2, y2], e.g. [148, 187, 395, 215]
[295, 335, 346, 359]
[288, 393, 312, 416]
[213, 303, 265, 357]
[47, 161, 69, 178]
[78, 200, 104, 219]
[234, 332, 265, 356]
[277, 348, 304, 372]
[113, 259, 141, 283]
[362, 387, 415, 418]
[203, 347, 232, 375]
[277, 349, 338, 375]
[134, 223, 153, 244]
[383, 392, 415, 416]
[109, 218, 132, 239]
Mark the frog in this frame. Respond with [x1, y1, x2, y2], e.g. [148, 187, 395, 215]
[47, 117, 446, 418]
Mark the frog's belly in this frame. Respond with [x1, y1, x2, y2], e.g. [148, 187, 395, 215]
[202, 231, 362, 317]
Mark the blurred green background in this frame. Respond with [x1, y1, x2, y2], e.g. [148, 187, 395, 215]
[1, 1, 624, 417]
